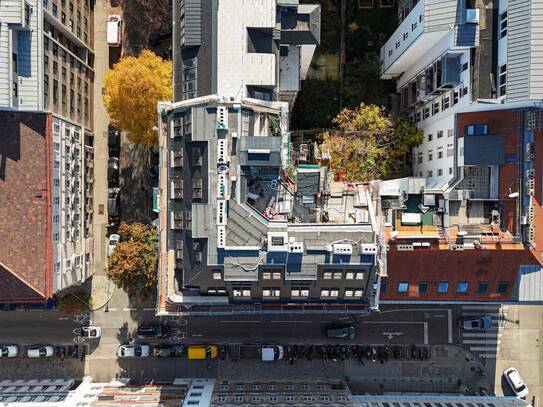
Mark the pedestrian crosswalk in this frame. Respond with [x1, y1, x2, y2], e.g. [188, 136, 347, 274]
[460, 304, 507, 359]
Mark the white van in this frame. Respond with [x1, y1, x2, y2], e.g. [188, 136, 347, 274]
[261, 345, 284, 361]
[107, 15, 122, 47]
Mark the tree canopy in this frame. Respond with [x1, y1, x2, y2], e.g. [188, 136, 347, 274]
[103, 50, 172, 146]
[107, 222, 159, 300]
[319, 103, 423, 182]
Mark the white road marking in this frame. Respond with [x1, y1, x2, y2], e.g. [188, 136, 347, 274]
[382, 332, 404, 339]
[58, 317, 70, 320]
[447, 309, 453, 344]
[219, 320, 260, 323]
[271, 321, 312, 323]
[192, 334, 203, 337]
[479, 354, 497, 359]
[423, 322, 428, 345]
[123, 308, 136, 311]
[433, 314, 445, 318]
[461, 312, 502, 317]
[463, 339, 500, 345]
[469, 346, 499, 352]
[29, 309, 44, 312]
[462, 332, 503, 338]
[106, 308, 117, 311]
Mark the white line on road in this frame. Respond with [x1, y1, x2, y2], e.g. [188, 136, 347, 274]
[28, 309, 44, 312]
[106, 308, 117, 311]
[463, 340, 500, 344]
[469, 346, 499, 352]
[462, 333, 503, 338]
[423, 322, 428, 345]
[461, 312, 502, 317]
[433, 314, 445, 318]
[192, 334, 203, 337]
[447, 309, 453, 344]
[461, 305, 500, 310]
[219, 321, 261, 323]
[271, 321, 312, 323]
[123, 308, 136, 311]
[479, 354, 497, 359]
[58, 317, 70, 320]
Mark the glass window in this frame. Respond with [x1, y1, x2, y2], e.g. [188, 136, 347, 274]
[380, 281, 387, 292]
[499, 11, 507, 38]
[262, 272, 271, 279]
[333, 272, 342, 279]
[323, 272, 332, 279]
[456, 281, 469, 293]
[346, 272, 354, 279]
[437, 282, 449, 293]
[499, 64, 507, 96]
[497, 281, 509, 293]
[418, 281, 428, 293]
[477, 282, 489, 293]
[355, 272, 364, 280]
[397, 282, 409, 293]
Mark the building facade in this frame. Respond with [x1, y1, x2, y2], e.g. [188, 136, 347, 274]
[172, 0, 320, 106]
[0, 0, 95, 298]
[157, 96, 384, 314]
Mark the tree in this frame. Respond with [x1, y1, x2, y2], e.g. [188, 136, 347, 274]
[319, 103, 423, 182]
[103, 50, 172, 146]
[107, 222, 159, 300]
[56, 290, 92, 315]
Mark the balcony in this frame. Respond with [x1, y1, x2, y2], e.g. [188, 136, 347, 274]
[380, 0, 458, 79]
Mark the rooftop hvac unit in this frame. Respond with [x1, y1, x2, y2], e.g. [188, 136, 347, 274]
[396, 244, 414, 251]
[360, 244, 377, 254]
[333, 243, 353, 255]
[450, 244, 464, 251]
[217, 226, 226, 248]
[288, 242, 304, 253]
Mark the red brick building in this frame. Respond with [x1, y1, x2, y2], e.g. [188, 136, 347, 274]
[380, 107, 543, 301]
[0, 112, 54, 303]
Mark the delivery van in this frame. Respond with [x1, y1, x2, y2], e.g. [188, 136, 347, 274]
[188, 345, 218, 360]
[107, 15, 122, 47]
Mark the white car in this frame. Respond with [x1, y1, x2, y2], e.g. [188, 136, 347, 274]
[503, 367, 528, 398]
[107, 15, 122, 47]
[261, 345, 284, 361]
[108, 234, 121, 256]
[81, 326, 102, 339]
[117, 344, 150, 358]
[27, 345, 54, 358]
[0, 345, 18, 357]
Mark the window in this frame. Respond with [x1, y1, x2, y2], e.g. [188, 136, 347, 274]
[465, 124, 488, 136]
[323, 272, 332, 279]
[448, 128, 453, 137]
[447, 144, 454, 157]
[53, 232, 59, 241]
[418, 281, 428, 293]
[437, 282, 449, 293]
[497, 281, 509, 293]
[437, 150, 443, 159]
[449, 167, 453, 175]
[182, 57, 197, 100]
[12, 81, 18, 98]
[212, 272, 221, 280]
[417, 154, 423, 164]
[423, 107, 430, 119]
[397, 282, 409, 293]
[499, 64, 507, 96]
[355, 272, 364, 279]
[477, 282, 489, 293]
[433, 102, 440, 115]
[320, 289, 330, 297]
[428, 133, 433, 142]
[263, 272, 271, 279]
[330, 288, 339, 297]
[453, 90, 459, 105]
[252, 384, 260, 390]
[273, 272, 281, 279]
[333, 272, 342, 279]
[456, 281, 469, 293]
[428, 152, 433, 161]
[427, 170, 433, 178]
[263, 288, 280, 297]
[437, 130, 443, 139]
[442, 97, 449, 110]
[437, 169, 443, 176]
[395, 41, 400, 49]
[24, 2, 31, 26]
[344, 289, 354, 297]
[236, 384, 244, 391]
[12, 53, 18, 74]
[499, 11, 507, 38]
[380, 281, 387, 292]
[403, 32, 408, 40]
[345, 272, 354, 279]
[285, 384, 294, 390]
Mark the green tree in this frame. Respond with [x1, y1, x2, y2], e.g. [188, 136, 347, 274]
[319, 103, 423, 182]
[56, 290, 92, 315]
[103, 50, 172, 147]
[107, 222, 158, 300]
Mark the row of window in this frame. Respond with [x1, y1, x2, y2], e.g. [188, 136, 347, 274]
[215, 394, 346, 404]
[382, 280, 509, 295]
[386, 14, 423, 58]
[213, 270, 365, 281]
[230, 288, 364, 299]
[219, 383, 331, 392]
[408, 87, 468, 125]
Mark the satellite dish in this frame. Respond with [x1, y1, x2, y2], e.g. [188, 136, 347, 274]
[390, 231, 399, 238]
[457, 231, 468, 236]
[508, 192, 519, 198]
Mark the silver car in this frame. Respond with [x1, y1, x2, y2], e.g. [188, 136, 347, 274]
[27, 346, 54, 358]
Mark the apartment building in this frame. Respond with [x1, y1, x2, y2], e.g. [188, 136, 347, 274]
[0, 0, 94, 299]
[172, 0, 320, 105]
[157, 96, 385, 314]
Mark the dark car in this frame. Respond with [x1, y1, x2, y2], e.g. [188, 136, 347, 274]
[136, 324, 170, 339]
[326, 324, 355, 339]
[108, 126, 121, 158]
[108, 157, 119, 186]
[153, 344, 184, 358]
[108, 187, 120, 217]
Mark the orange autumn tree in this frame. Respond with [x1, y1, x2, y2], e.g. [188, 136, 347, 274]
[320, 103, 423, 182]
[107, 222, 158, 300]
[103, 50, 172, 146]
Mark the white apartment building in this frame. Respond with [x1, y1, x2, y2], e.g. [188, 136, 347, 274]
[381, 0, 543, 192]
[0, 0, 95, 294]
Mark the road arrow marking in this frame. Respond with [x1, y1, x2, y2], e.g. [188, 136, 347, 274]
[382, 332, 404, 339]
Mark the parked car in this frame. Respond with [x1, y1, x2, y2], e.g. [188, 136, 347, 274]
[326, 324, 355, 339]
[108, 187, 120, 217]
[117, 344, 150, 358]
[187, 345, 218, 360]
[136, 324, 169, 339]
[0, 345, 18, 358]
[261, 345, 284, 361]
[108, 157, 119, 187]
[108, 126, 120, 158]
[108, 234, 120, 256]
[107, 15, 122, 47]
[27, 345, 54, 358]
[81, 326, 102, 339]
[462, 316, 493, 330]
[153, 344, 184, 358]
[503, 367, 528, 398]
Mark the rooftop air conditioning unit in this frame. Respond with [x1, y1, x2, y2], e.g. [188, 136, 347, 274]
[466, 9, 479, 24]
[333, 243, 353, 255]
